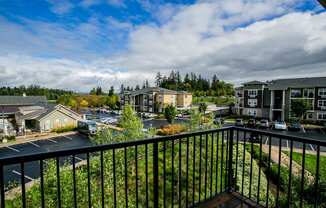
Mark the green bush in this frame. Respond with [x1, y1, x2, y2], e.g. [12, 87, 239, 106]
[51, 125, 76, 133]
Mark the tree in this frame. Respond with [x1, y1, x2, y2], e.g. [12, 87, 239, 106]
[79, 99, 89, 108]
[155, 72, 162, 87]
[291, 100, 310, 120]
[198, 103, 208, 114]
[164, 105, 177, 124]
[145, 79, 149, 88]
[109, 86, 114, 96]
[119, 104, 144, 139]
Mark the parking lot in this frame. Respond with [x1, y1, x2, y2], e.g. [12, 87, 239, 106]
[0, 133, 92, 188]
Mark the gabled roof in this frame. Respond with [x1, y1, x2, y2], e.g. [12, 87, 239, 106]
[268, 77, 326, 90]
[18, 104, 81, 121]
[130, 87, 178, 95]
[243, 81, 267, 86]
[0, 96, 47, 106]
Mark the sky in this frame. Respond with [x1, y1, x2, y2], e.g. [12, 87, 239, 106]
[0, 0, 325, 92]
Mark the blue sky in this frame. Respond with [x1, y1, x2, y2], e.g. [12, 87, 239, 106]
[0, 0, 325, 91]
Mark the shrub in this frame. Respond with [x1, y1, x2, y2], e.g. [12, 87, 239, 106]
[51, 125, 76, 133]
[157, 124, 187, 136]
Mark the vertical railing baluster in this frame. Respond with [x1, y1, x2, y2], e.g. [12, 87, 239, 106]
[300, 143, 306, 208]
[235, 130, 239, 192]
[314, 145, 320, 208]
[276, 138, 282, 207]
[100, 151, 104, 208]
[266, 136, 272, 208]
[227, 129, 234, 192]
[186, 136, 189, 206]
[145, 144, 149, 208]
[124, 147, 128, 208]
[87, 153, 91, 208]
[113, 149, 117, 208]
[249, 136, 253, 199]
[287, 140, 293, 207]
[56, 157, 61, 208]
[257, 135, 263, 204]
[225, 131, 229, 191]
[178, 138, 182, 208]
[241, 131, 246, 196]
[192, 136, 196, 206]
[199, 134, 202, 202]
[171, 140, 175, 207]
[163, 141, 166, 208]
[204, 133, 208, 200]
[210, 132, 214, 198]
[0, 165, 4, 208]
[220, 131, 224, 193]
[215, 132, 219, 194]
[40, 160, 45, 208]
[72, 155, 77, 208]
[153, 142, 159, 208]
[20, 162, 26, 208]
[135, 146, 139, 208]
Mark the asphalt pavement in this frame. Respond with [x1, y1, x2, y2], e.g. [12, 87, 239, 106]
[0, 133, 92, 188]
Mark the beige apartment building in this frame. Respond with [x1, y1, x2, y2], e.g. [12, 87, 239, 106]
[120, 87, 192, 113]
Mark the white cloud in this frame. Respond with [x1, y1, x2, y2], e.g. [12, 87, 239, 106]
[0, 1, 325, 91]
[47, 0, 75, 15]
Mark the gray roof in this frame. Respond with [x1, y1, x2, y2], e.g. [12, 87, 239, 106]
[0, 96, 47, 106]
[130, 87, 178, 95]
[268, 77, 326, 90]
[243, 81, 267, 86]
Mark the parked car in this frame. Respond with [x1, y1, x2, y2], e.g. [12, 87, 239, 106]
[273, 121, 287, 130]
[235, 119, 244, 127]
[288, 122, 302, 132]
[259, 119, 270, 129]
[246, 119, 257, 128]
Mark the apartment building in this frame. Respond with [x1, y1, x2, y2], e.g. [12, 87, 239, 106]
[120, 87, 192, 113]
[235, 77, 326, 122]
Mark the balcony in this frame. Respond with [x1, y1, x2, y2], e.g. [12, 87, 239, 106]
[0, 127, 325, 207]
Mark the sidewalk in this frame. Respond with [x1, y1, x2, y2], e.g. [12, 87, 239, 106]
[0, 131, 79, 148]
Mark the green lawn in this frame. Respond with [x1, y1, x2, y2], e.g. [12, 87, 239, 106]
[289, 151, 326, 183]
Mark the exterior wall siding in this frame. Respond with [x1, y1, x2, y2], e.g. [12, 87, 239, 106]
[39, 110, 78, 132]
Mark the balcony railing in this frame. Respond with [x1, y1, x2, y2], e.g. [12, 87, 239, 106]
[0, 127, 325, 207]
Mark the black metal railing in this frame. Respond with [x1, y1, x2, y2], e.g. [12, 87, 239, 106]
[0, 126, 325, 208]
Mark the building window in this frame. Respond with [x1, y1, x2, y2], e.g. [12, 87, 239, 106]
[248, 109, 257, 116]
[303, 89, 314, 98]
[248, 99, 257, 107]
[318, 100, 326, 108]
[291, 89, 302, 98]
[248, 90, 257, 97]
[317, 113, 326, 120]
[307, 113, 313, 120]
[319, 88, 326, 97]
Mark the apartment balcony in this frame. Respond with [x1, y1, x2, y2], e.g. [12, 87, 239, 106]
[0, 127, 325, 207]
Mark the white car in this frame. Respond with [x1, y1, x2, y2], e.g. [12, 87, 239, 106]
[274, 121, 287, 130]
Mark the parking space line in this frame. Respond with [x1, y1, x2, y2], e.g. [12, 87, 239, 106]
[75, 156, 83, 161]
[6, 146, 20, 152]
[265, 137, 269, 145]
[63, 135, 73, 140]
[47, 138, 58, 143]
[12, 170, 34, 181]
[309, 144, 315, 152]
[286, 140, 289, 149]
[28, 141, 40, 148]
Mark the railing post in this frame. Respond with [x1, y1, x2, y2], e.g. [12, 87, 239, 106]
[0, 164, 4, 208]
[228, 129, 234, 193]
[153, 142, 159, 208]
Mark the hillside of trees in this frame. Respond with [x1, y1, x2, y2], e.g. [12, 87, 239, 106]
[120, 71, 235, 97]
[155, 71, 234, 96]
[0, 85, 73, 100]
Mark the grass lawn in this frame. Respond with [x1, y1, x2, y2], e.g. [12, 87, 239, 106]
[288, 151, 326, 183]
